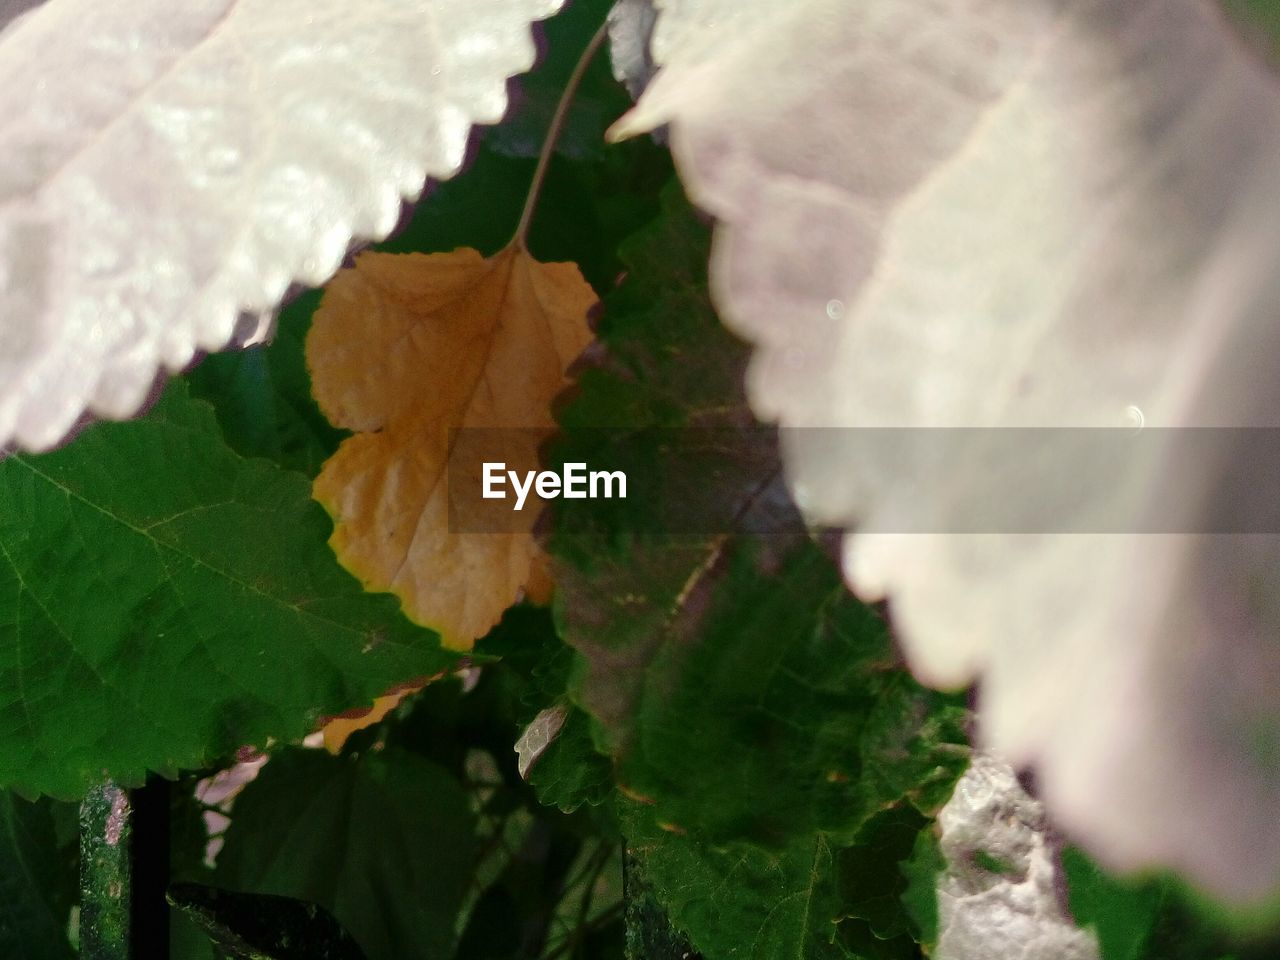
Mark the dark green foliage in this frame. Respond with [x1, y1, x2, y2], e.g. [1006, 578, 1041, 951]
[486, 0, 626, 163]
[212, 748, 475, 960]
[475, 609, 614, 815]
[168, 884, 368, 960]
[836, 805, 931, 947]
[898, 829, 945, 948]
[525, 707, 614, 814]
[1063, 848, 1164, 960]
[0, 792, 77, 958]
[623, 805, 853, 960]
[168, 601, 627, 960]
[622, 850, 700, 960]
[186, 291, 343, 476]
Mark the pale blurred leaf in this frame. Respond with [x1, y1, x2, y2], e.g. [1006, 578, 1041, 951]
[0, 0, 562, 450]
[615, 0, 1280, 900]
[607, 0, 658, 100]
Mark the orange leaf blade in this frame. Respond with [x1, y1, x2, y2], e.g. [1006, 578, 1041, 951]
[308, 244, 596, 649]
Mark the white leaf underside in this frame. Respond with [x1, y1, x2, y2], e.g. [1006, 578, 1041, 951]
[0, 0, 562, 451]
[935, 755, 1098, 960]
[617, 0, 1280, 899]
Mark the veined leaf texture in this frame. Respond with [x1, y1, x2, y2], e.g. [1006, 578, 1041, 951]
[308, 246, 596, 649]
[0, 383, 455, 797]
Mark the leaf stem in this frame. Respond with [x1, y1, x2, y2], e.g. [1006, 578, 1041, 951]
[513, 18, 611, 249]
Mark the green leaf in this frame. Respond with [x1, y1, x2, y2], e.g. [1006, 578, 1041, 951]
[1062, 848, 1162, 960]
[524, 706, 613, 813]
[550, 183, 969, 958]
[624, 803, 849, 960]
[835, 805, 930, 946]
[550, 184, 968, 841]
[214, 747, 475, 960]
[623, 849, 701, 960]
[168, 884, 368, 960]
[0, 382, 454, 797]
[1061, 848, 1280, 960]
[475, 608, 613, 815]
[0, 792, 76, 959]
[615, 536, 966, 847]
[186, 293, 344, 477]
[626, 803, 937, 960]
[899, 829, 944, 949]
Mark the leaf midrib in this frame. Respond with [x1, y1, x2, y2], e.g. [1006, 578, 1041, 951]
[9, 454, 378, 642]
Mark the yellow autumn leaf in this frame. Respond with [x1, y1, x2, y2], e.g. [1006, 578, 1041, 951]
[307, 244, 596, 649]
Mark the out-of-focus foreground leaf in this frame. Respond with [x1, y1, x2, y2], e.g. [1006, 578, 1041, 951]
[307, 244, 596, 649]
[212, 746, 475, 960]
[0, 382, 453, 797]
[616, 0, 1280, 901]
[0, 0, 43, 34]
[0, 0, 563, 452]
[549, 184, 968, 958]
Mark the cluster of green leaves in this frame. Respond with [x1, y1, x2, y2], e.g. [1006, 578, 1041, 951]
[164, 607, 625, 960]
[3, 3, 1279, 959]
